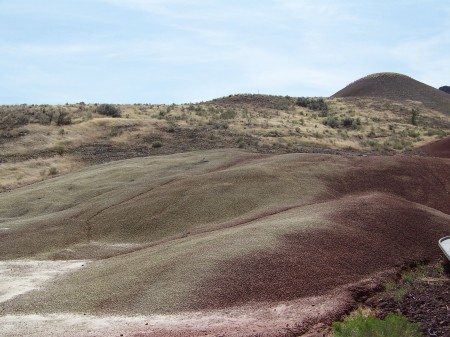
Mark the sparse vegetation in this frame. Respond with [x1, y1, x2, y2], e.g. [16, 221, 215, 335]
[332, 310, 421, 337]
[0, 91, 449, 189]
[0, 73, 449, 337]
[381, 263, 438, 304]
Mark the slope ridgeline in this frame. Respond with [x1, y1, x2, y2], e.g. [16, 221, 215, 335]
[332, 72, 450, 114]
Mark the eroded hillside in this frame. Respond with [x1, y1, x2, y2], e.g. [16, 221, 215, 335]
[0, 149, 449, 336]
[1, 94, 449, 191]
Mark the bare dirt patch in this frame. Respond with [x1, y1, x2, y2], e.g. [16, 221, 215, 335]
[0, 260, 86, 303]
[0, 151, 449, 336]
[0, 290, 354, 337]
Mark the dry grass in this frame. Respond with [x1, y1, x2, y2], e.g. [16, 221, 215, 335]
[0, 155, 83, 191]
[1, 95, 449, 190]
[1, 86, 449, 335]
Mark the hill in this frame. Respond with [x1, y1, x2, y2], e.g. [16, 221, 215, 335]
[1, 93, 449, 191]
[1, 73, 450, 335]
[0, 149, 449, 336]
[332, 72, 450, 115]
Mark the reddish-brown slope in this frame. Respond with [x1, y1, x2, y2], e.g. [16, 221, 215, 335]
[332, 72, 450, 114]
[1, 152, 450, 336]
[187, 154, 450, 311]
[189, 193, 449, 311]
[419, 135, 450, 158]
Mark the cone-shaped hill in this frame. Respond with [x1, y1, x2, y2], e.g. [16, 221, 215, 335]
[332, 72, 450, 115]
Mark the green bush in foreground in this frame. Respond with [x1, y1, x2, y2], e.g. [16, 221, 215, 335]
[332, 311, 421, 337]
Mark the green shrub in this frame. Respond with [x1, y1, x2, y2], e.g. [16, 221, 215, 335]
[323, 116, 339, 128]
[48, 167, 58, 176]
[219, 109, 237, 119]
[53, 144, 65, 156]
[109, 125, 121, 137]
[96, 104, 121, 118]
[340, 116, 361, 129]
[296, 97, 328, 112]
[236, 137, 246, 148]
[332, 310, 421, 337]
[214, 122, 229, 129]
[319, 109, 329, 117]
[152, 141, 162, 148]
[407, 130, 420, 138]
[342, 116, 354, 127]
[55, 109, 72, 125]
[411, 109, 418, 126]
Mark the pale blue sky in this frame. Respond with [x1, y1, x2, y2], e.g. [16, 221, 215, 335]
[1, 0, 449, 104]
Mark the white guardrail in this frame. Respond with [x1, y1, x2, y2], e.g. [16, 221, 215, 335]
[438, 236, 450, 261]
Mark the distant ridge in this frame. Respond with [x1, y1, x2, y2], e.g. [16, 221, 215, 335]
[332, 72, 450, 114]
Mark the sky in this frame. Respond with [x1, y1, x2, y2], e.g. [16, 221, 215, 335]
[1, 0, 449, 104]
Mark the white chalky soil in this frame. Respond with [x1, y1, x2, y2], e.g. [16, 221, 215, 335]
[0, 260, 86, 303]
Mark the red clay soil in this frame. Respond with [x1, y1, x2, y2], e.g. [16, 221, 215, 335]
[419, 136, 450, 158]
[184, 154, 450, 335]
[188, 193, 449, 312]
[3, 154, 449, 337]
[326, 155, 450, 214]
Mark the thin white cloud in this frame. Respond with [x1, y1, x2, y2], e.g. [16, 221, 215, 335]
[98, 0, 213, 20]
[275, 0, 360, 23]
[391, 32, 450, 87]
[8, 43, 105, 56]
[1, 0, 450, 103]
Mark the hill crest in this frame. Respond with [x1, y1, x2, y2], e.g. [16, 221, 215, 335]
[332, 72, 450, 114]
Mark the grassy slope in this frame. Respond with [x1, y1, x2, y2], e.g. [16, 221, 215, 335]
[1, 93, 449, 191]
[1, 149, 449, 315]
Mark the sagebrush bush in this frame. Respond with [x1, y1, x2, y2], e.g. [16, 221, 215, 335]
[96, 104, 121, 118]
[48, 167, 58, 176]
[323, 116, 339, 128]
[152, 141, 162, 148]
[53, 144, 65, 156]
[219, 109, 237, 119]
[296, 97, 328, 112]
[55, 109, 72, 125]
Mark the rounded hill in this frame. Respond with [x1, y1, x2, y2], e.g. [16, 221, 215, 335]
[332, 72, 450, 114]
